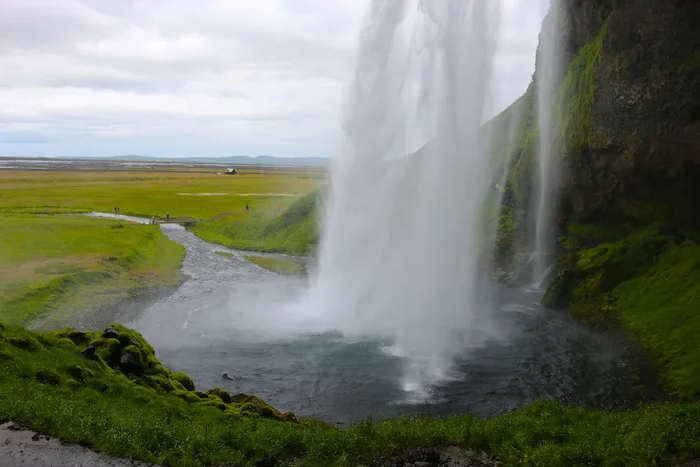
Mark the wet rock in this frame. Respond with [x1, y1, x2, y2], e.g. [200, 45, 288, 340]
[102, 327, 119, 339]
[119, 349, 144, 375]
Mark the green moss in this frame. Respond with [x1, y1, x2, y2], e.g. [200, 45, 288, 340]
[555, 23, 608, 153]
[677, 50, 700, 74]
[93, 338, 123, 366]
[65, 365, 86, 382]
[244, 255, 306, 275]
[199, 399, 227, 412]
[207, 388, 232, 404]
[614, 240, 700, 399]
[35, 369, 61, 385]
[214, 250, 233, 258]
[173, 390, 201, 403]
[172, 372, 195, 391]
[8, 336, 41, 351]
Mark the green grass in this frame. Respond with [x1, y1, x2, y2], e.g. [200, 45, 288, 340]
[0, 168, 323, 219]
[1, 321, 698, 467]
[192, 191, 320, 255]
[545, 225, 700, 399]
[245, 255, 306, 275]
[0, 214, 184, 326]
[615, 240, 700, 399]
[214, 251, 234, 258]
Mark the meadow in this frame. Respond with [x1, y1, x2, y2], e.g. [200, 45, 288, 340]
[0, 166, 322, 325]
[0, 214, 184, 327]
[0, 167, 324, 219]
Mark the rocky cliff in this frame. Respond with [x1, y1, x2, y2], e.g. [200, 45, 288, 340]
[493, 0, 700, 398]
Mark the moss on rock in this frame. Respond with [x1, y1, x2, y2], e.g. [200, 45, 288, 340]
[8, 336, 41, 351]
[171, 372, 195, 391]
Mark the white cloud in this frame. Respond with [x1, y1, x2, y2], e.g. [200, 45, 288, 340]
[0, 0, 548, 158]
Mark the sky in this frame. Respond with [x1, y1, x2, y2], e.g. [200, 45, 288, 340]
[0, 0, 549, 159]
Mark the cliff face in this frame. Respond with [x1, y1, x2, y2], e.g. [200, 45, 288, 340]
[557, 0, 700, 228]
[490, 0, 700, 397]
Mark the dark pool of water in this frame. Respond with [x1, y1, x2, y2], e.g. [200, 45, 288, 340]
[130, 226, 665, 425]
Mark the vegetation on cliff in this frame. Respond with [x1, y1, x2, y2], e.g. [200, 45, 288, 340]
[1, 321, 699, 466]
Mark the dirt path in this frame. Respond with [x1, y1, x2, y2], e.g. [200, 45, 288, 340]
[0, 422, 151, 467]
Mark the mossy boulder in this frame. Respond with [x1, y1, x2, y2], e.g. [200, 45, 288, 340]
[92, 338, 123, 366]
[172, 372, 195, 391]
[65, 364, 86, 382]
[8, 336, 41, 351]
[57, 329, 91, 346]
[36, 369, 61, 385]
[173, 390, 200, 403]
[119, 345, 145, 375]
[207, 387, 232, 404]
[199, 399, 227, 412]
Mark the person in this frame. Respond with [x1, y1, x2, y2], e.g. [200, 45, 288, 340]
[166, 212, 170, 220]
[114, 207, 117, 215]
[245, 204, 249, 212]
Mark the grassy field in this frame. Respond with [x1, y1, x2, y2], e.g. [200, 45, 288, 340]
[0, 214, 184, 327]
[0, 168, 324, 219]
[192, 190, 320, 255]
[245, 255, 307, 275]
[1, 321, 698, 467]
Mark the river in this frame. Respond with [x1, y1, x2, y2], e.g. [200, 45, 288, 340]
[121, 223, 666, 425]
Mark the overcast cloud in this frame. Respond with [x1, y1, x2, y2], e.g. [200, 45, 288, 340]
[0, 0, 548, 159]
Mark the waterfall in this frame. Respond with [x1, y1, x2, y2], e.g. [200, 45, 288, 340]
[532, 0, 563, 283]
[304, 0, 503, 395]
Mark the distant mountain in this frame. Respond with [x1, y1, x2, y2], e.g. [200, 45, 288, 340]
[105, 155, 329, 167]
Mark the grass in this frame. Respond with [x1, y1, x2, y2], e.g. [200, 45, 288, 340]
[192, 190, 320, 255]
[214, 251, 234, 258]
[1, 321, 698, 467]
[545, 224, 700, 399]
[0, 168, 323, 219]
[0, 214, 184, 326]
[245, 255, 306, 275]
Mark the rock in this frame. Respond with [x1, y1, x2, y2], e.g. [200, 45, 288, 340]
[119, 349, 144, 375]
[81, 345, 97, 359]
[171, 372, 195, 391]
[65, 365, 85, 382]
[230, 393, 250, 403]
[35, 369, 60, 385]
[102, 327, 119, 339]
[207, 388, 232, 404]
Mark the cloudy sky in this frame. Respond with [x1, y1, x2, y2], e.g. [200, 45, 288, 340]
[0, 0, 549, 159]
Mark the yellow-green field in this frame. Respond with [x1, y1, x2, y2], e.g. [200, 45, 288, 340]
[0, 167, 323, 326]
[0, 214, 184, 327]
[0, 168, 324, 218]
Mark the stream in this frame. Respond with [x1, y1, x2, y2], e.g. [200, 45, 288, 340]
[120, 220, 666, 425]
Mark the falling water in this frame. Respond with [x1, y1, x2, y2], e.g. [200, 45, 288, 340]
[532, 0, 563, 283]
[305, 0, 503, 395]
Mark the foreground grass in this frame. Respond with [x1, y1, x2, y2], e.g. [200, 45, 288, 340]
[546, 224, 700, 399]
[0, 214, 184, 326]
[0, 168, 323, 219]
[0, 322, 699, 466]
[192, 191, 319, 255]
[245, 255, 306, 275]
